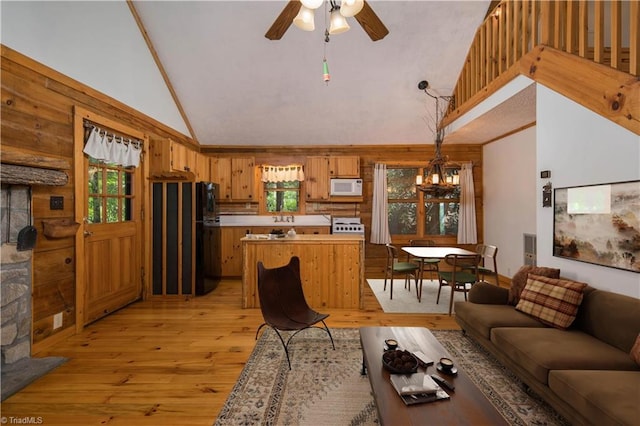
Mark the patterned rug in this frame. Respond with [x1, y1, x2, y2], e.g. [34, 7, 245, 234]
[214, 328, 568, 426]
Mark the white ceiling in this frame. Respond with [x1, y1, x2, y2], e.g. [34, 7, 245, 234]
[133, 1, 499, 147]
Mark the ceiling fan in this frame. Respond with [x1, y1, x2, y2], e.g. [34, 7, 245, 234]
[265, 0, 389, 42]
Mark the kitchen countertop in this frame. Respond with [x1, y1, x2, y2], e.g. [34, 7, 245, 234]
[241, 234, 363, 242]
[218, 214, 331, 227]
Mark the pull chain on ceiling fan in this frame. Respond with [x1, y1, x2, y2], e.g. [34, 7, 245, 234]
[265, 0, 389, 42]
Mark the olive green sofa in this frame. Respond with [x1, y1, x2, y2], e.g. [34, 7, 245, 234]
[455, 280, 640, 425]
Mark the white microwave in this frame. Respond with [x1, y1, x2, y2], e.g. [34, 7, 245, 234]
[330, 178, 363, 196]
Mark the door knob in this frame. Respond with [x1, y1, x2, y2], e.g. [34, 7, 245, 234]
[83, 230, 93, 237]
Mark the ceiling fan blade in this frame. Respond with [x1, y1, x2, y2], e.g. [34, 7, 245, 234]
[355, 1, 389, 41]
[265, 0, 302, 40]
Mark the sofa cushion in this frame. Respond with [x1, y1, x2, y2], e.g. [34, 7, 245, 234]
[491, 327, 639, 384]
[549, 370, 640, 426]
[455, 302, 546, 339]
[631, 334, 640, 366]
[508, 265, 560, 305]
[573, 289, 640, 353]
[515, 275, 587, 329]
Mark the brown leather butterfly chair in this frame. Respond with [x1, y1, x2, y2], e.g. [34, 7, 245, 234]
[255, 256, 335, 369]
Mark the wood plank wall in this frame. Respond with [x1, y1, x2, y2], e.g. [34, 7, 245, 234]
[1, 45, 482, 350]
[0, 45, 196, 350]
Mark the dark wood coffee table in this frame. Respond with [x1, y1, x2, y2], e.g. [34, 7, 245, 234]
[359, 326, 508, 425]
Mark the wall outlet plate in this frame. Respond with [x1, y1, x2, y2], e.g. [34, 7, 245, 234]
[53, 312, 63, 329]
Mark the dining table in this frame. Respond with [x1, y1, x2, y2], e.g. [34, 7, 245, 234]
[401, 246, 477, 302]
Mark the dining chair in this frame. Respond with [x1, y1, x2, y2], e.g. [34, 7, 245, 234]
[255, 256, 335, 369]
[408, 239, 441, 282]
[385, 244, 421, 301]
[437, 253, 482, 315]
[466, 244, 500, 286]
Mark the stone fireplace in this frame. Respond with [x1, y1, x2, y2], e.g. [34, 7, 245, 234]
[1, 155, 69, 400]
[1, 186, 33, 366]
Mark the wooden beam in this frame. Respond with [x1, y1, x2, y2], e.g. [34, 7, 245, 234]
[0, 145, 71, 170]
[520, 45, 640, 135]
[1, 163, 68, 186]
[126, 1, 199, 144]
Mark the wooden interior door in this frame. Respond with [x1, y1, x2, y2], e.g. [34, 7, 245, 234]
[83, 160, 143, 324]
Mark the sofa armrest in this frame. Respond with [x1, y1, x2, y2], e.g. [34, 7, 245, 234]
[468, 282, 509, 304]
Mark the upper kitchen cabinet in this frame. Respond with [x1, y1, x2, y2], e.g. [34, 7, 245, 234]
[195, 153, 211, 182]
[149, 139, 203, 179]
[211, 156, 255, 202]
[305, 156, 360, 201]
[330, 156, 360, 177]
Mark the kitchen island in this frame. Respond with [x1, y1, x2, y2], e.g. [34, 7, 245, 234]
[242, 234, 365, 309]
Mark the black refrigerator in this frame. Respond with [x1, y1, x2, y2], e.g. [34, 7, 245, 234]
[195, 182, 221, 295]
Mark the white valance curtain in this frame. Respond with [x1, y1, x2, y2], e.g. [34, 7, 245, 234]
[457, 162, 477, 244]
[260, 165, 305, 183]
[83, 125, 143, 168]
[370, 163, 391, 244]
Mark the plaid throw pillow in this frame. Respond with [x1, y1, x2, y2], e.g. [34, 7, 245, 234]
[515, 274, 587, 329]
[508, 266, 561, 305]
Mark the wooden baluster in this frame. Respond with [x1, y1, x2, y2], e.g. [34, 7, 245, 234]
[631, 0, 640, 75]
[610, 0, 622, 70]
[578, 0, 588, 59]
[594, 1, 604, 65]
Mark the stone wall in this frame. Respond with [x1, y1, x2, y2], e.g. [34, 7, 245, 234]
[1, 185, 33, 365]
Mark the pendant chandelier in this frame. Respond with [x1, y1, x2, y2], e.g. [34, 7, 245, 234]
[415, 80, 459, 195]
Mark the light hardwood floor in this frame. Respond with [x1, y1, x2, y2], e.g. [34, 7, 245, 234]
[1, 279, 460, 425]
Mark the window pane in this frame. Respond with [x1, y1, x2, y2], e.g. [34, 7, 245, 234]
[122, 197, 132, 221]
[106, 197, 119, 223]
[121, 171, 133, 195]
[88, 197, 102, 224]
[264, 181, 300, 213]
[387, 168, 418, 199]
[388, 202, 416, 234]
[425, 202, 459, 235]
[106, 170, 119, 195]
[88, 166, 102, 195]
[266, 190, 299, 212]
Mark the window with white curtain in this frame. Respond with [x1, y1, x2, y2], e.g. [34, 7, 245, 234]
[261, 165, 304, 214]
[387, 165, 460, 237]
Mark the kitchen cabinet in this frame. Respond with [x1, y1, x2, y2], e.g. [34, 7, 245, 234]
[149, 139, 198, 175]
[195, 154, 211, 182]
[220, 227, 247, 276]
[305, 156, 360, 201]
[330, 156, 360, 177]
[242, 234, 364, 309]
[220, 225, 330, 277]
[210, 156, 255, 202]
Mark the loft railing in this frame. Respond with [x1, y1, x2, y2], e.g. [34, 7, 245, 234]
[447, 0, 639, 117]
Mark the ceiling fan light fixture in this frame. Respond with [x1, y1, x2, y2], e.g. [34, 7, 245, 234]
[301, 0, 325, 10]
[329, 8, 350, 34]
[293, 6, 315, 32]
[340, 0, 364, 17]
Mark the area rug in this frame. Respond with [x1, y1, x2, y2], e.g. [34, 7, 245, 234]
[367, 278, 469, 313]
[214, 328, 568, 426]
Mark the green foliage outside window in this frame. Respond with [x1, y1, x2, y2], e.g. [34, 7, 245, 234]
[265, 181, 300, 213]
[387, 166, 460, 237]
[88, 159, 133, 224]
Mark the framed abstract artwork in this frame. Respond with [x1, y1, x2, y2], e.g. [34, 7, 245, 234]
[553, 180, 640, 273]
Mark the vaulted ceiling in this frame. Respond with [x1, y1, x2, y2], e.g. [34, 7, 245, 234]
[132, 1, 498, 147]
